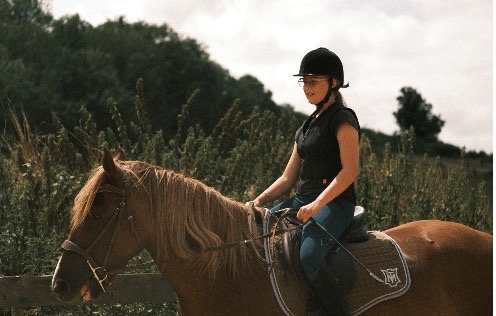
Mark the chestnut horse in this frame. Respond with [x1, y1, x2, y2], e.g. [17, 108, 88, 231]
[52, 149, 493, 315]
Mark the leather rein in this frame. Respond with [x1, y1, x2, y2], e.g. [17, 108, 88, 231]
[60, 180, 302, 293]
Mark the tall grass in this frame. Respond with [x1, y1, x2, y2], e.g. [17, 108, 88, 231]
[356, 128, 491, 232]
[0, 86, 491, 315]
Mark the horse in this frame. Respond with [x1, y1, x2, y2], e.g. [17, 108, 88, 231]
[52, 148, 493, 315]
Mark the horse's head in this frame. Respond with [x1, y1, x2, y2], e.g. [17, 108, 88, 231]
[52, 148, 153, 302]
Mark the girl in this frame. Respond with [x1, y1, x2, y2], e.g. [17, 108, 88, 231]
[251, 47, 360, 315]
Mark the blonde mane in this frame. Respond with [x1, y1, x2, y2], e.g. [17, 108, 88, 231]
[149, 167, 262, 276]
[72, 160, 262, 277]
[72, 167, 105, 230]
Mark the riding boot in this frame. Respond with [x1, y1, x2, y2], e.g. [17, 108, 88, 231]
[306, 291, 324, 315]
[310, 267, 350, 316]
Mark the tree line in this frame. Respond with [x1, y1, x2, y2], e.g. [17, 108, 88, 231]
[1, 0, 491, 160]
[0, 0, 303, 145]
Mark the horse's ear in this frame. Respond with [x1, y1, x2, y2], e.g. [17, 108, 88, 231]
[114, 148, 125, 161]
[102, 147, 118, 180]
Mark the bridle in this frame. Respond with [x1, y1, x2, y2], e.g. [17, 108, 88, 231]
[60, 179, 147, 293]
[60, 175, 303, 293]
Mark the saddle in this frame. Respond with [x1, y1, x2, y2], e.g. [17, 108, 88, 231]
[263, 207, 411, 316]
[276, 207, 369, 286]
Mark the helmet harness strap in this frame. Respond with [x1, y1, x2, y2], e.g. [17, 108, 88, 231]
[315, 78, 349, 113]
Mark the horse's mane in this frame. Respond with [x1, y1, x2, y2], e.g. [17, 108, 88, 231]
[151, 167, 263, 277]
[72, 167, 106, 230]
[72, 160, 262, 277]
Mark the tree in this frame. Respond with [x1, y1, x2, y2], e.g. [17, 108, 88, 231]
[0, 0, 52, 27]
[0, 2, 306, 143]
[393, 87, 445, 142]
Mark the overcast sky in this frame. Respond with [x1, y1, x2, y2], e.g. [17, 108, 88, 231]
[47, 0, 493, 153]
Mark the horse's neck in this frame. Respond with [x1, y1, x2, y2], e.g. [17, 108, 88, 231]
[142, 169, 279, 313]
[157, 248, 275, 315]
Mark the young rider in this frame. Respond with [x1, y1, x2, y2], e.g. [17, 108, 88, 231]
[251, 47, 360, 315]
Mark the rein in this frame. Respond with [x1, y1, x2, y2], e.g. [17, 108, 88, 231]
[61, 180, 302, 293]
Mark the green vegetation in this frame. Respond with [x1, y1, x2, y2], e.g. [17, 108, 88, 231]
[0, 1, 492, 314]
[393, 87, 445, 142]
[0, 86, 492, 314]
[1, 0, 488, 161]
[0, 0, 303, 144]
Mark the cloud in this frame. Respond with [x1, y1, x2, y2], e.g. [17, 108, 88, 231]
[49, 0, 493, 153]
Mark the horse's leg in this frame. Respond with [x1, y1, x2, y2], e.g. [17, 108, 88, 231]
[365, 220, 492, 316]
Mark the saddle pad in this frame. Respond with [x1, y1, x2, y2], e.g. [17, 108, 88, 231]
[263, 209, 411, 316]
[346, 231, 411, 315]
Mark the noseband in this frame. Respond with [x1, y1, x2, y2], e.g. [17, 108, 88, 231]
[60, 179, 143, 293]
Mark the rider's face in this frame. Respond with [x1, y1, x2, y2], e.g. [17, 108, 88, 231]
[300, 76, 331, 105]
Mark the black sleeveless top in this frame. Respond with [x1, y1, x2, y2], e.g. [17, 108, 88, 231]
[294, 102, 360, 201]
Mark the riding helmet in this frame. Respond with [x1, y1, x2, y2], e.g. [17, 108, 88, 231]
[294, 47, 345, 89]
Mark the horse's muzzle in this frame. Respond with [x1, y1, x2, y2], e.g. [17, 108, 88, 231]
[51, 276, 77, 302]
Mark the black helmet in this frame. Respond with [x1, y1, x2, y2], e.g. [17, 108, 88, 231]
[294, 47, 346, 88]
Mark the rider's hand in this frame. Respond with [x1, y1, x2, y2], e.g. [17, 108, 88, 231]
[297, 200, 324, 223]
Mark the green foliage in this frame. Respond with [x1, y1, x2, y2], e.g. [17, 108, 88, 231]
[0, 2, 492, 315]
[0, 82, 492, 314]
[361, 128, 493, 160]
[393, 87, 445, 142]
[0, 2, 303, 143]
[356, 130, 492, 232]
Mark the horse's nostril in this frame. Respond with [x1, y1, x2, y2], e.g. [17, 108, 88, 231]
[52, 279, 69, 294]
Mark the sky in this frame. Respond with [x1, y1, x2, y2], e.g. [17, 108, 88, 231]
[47, 0, 493, 153]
